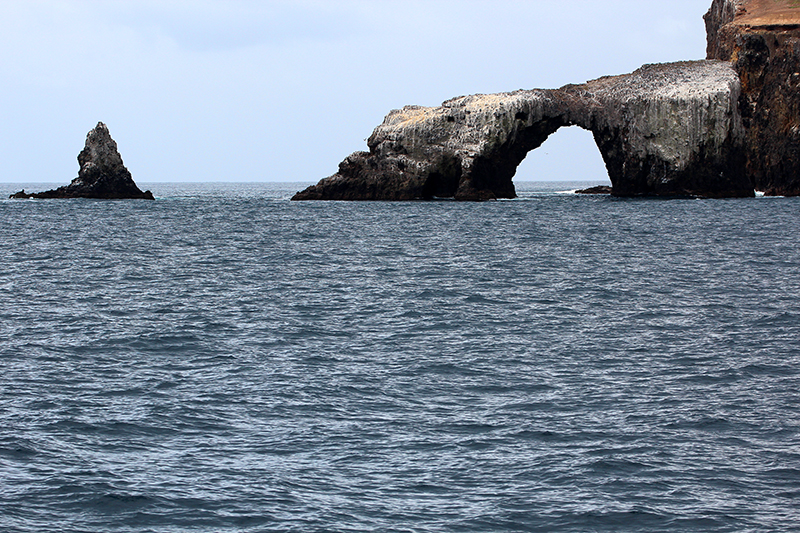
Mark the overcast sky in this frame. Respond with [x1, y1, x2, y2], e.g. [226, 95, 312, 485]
[0, 1, 713, 184]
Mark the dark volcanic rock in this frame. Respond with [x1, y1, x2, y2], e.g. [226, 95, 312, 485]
[575, 186, 613, 195]
[706, 0, 800, 196]
[10, 122, 154, 200]
[294, 61, 751, 201]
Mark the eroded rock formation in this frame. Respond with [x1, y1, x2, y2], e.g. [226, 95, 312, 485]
[10, 122, 154, 200]
[706, 0, 800, 196]
[294, 61, 750, 200]
[296, 0, 800, 200]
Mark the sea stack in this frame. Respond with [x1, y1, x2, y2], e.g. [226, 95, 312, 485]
[10, 122, 154, 200]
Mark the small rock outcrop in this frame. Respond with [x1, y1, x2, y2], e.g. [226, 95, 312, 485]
[10, 122, 154, 200]
[294, 61, 750, 200]
[706, 0, 800, 196]
[576, 186, 613, 195]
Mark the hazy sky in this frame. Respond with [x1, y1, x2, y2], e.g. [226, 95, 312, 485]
[0, 1, 714, 184]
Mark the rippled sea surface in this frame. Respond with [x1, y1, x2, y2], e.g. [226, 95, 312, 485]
[1, 182, 799, 532]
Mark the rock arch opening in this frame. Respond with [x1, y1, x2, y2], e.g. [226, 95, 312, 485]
[513, 125, 610, 185]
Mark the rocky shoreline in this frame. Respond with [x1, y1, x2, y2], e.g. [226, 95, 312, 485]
[294, 0, 799, 201]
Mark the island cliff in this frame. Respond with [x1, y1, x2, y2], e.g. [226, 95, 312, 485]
[295, 0, 799, 200]
[10, 122, 154, 200]
[706, 0, 800, 196]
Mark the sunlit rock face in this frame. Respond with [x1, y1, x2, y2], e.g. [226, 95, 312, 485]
[706, 0, 800, 196]
[294, 61, 750, 200]
[10, 122, 154, 200]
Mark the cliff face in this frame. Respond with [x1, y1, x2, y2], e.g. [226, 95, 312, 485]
[10, 122, 154, 200]
[706, 0, 800, 196]
[294, 61, 750, 200]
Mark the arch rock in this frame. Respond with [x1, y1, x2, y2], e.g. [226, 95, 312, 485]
[293, 60, 752, 200]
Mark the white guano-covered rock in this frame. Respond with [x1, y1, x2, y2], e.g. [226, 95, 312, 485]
[294, 60, 751, 200]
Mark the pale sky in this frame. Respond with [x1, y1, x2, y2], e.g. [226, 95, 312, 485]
[0, 1, 713, 184]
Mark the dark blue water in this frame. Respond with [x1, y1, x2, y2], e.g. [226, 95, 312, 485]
[1, 182, 799, 532]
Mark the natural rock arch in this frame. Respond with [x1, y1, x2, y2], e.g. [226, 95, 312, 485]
[512, 125, 607, 184]
[294, 61, 752, 201]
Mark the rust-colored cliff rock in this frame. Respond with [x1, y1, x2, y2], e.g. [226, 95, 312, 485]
[706, 0, 800, 196]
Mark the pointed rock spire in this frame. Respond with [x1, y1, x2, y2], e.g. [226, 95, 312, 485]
[10, 122, 154, 200]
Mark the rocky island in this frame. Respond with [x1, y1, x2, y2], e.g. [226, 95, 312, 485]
[294, 0, 799, 200]
[10, 122, 154, 200]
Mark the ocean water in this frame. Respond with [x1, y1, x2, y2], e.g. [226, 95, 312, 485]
[1, 181, 799, 533]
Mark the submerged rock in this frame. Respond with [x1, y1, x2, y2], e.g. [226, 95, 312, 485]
[294, 61, 750, 201]
[10, 122, 153, 200]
